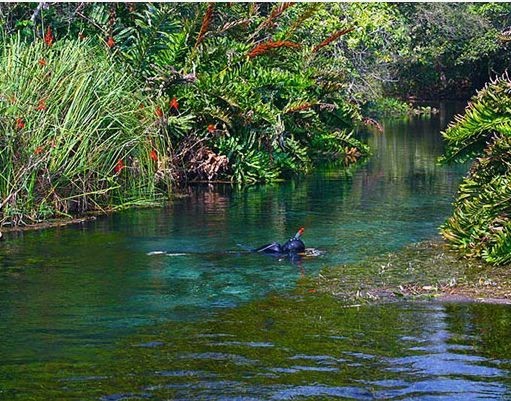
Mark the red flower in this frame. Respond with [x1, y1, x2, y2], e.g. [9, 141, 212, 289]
[150, 149, 158, 161]
[15, 118, 25, 130]
[169, 97, 179, 111]
[38, 58, 47, 67]
[44, 27, 54, 47]
[114, 159, 125, 174]
[155, 106, 163, 118]
[78, 32, 86, 40]
[106, 36, 115, 48]
[36, 98, 47, 111]
[207, 124, 216, 133]
[34, 146, 44, 155]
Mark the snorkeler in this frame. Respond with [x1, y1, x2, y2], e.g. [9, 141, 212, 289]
[254, 227, 305, 255]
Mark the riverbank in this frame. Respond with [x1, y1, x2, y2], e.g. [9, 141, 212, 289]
[1, 6, 371, 228]
[304, 239, 511, 304]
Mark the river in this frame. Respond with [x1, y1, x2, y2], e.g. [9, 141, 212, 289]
[1, 104, 510, 400]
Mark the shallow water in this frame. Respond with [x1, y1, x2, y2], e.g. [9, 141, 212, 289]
[2, 104, 510, 400]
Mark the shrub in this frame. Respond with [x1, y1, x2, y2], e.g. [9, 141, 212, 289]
[440, 74, 511, 264]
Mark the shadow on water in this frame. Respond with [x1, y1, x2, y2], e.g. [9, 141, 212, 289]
[3, 103, 510, 400]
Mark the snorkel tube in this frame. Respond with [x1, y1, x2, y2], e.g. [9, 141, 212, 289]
[282, 227, 305, 253]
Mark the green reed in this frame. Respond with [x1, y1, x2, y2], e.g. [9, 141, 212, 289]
[0, 36, 167, 226]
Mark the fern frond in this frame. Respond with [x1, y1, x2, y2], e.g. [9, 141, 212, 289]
[441, 72, 511, 164]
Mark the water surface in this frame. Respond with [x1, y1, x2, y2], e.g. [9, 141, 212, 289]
[2, 106, 510, 400]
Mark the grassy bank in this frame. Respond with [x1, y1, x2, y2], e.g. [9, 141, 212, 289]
[1, 3, 378, 227]
[0, 38, 176, 226]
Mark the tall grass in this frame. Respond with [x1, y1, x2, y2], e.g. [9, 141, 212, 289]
[0, 37, 169, 226]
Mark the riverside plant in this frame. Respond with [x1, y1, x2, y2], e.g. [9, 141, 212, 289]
[440, 73, 511, 265]
[0, 36, 188, 226]
[0, 3, 375, 227]
[111, 3, 368, 183]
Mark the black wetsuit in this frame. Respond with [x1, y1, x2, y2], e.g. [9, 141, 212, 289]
[255, 237, 305, 255]
[282, 238, 305, 253]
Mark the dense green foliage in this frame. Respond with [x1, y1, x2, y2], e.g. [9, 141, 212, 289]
[363, 98, 439, 119]
[0, 38, 183, 225]
[3, 2, 511, 101]
[2, 2, 511, 229]
[389, 3, 511, 99]
[0, 3, 378, 225]
[441, 75, 511, 264]
[111, 3, 373, 182]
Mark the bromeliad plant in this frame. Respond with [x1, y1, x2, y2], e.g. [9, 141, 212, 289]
[0, 36, 190, 226]
[440, 73, 511, 265]
[111, 3, 368, 183]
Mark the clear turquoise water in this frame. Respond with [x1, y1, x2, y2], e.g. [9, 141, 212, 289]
[2, 105, 511, 400]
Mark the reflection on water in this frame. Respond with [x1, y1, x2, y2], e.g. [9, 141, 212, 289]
[3, 105, 509, 400]
[2, 295, 511, 400]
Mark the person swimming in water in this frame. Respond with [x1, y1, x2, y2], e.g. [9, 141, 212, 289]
[254, 227, 305, 255]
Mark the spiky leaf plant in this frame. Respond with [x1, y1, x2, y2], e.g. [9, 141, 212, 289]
[441, 73, 511, 265]
[113, 3, 367, 183]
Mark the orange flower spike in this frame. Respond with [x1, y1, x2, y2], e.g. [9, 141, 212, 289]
[38, 58, 47, 67]
[169, 97, 179, 111]
[106, 36, 115, 48]
[36, 98, 47, 111]
[114, 159, 125, 174]
[15, 118, 25, 130]
[44, 26, 54, 47]
[196, 3, 214, 47]
[313, 27, 355, 53]
[207, 124, 216, 133]
[34, 146, 44, 155]
[150, 149, 158, 161]
[155, 106, 164, 118]
[247, 40, 301, 59]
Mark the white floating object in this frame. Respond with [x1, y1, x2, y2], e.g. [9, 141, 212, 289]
[147, 251, 167, 256]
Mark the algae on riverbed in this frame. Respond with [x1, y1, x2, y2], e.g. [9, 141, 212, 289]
[310, 240, 511, 303]
[4, 287, 511, 400]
